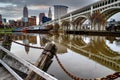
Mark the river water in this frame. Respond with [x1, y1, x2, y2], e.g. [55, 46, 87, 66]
[0, 32, 120, 80]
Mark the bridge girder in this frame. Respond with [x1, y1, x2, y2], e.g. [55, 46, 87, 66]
[101, 7, 120, 20]
[72, 17, 87, 30]
[61, 16, 88, 30]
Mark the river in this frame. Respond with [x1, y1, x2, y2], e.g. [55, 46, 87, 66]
[0, 32, 120, 80]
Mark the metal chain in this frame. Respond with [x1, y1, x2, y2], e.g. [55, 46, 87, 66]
[55, 54, 120, 80]
[54, 54, 80, 80]
[12, 40, 50, 51]
[12, 40, 120, 80]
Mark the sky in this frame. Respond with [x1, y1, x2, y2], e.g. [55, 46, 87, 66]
[0, 0, 120, 24]
[0, 0, 99, 22]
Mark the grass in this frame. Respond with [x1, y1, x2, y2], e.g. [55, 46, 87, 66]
[0, 28, 15, 33]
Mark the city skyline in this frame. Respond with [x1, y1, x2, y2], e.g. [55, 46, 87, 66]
[0, 0, 120, 24]
[0, 0, 99, 21]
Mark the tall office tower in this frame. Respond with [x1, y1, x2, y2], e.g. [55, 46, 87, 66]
[48, 7, 52, 19]
[23, 5, 28, 17]
[54, 5, 68, 19]
[0, 14, 2, 25]
[39, 13, 45, 24]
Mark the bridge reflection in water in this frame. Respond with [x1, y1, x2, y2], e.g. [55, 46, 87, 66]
[0, 33, 120, 80]
[47, 32, 120, 79]
[49, 33, 120, 71]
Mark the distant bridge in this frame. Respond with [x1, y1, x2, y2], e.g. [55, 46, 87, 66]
[44, 0, 120, 31]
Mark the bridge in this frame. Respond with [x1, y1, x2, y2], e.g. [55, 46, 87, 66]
[44, 0, 120, 31]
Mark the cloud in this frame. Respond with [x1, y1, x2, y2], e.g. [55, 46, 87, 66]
[29, 5, 49, 10]
[0, 2, 17, 7]
[0, 0, 99, 21]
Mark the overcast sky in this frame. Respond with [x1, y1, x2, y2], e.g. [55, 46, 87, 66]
[0, 0, 99, 21]
[0, 0, 120, 23]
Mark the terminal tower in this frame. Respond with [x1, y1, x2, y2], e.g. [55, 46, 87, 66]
[23, 5, 28, 17]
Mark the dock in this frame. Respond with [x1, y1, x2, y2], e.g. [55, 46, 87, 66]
[0, 66, 16, 80]
[0, 42, 58, 80]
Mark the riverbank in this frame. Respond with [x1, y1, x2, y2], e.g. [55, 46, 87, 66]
[0, 28, 14, 33]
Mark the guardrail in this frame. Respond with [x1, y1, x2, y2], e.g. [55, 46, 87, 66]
[0, 46, 58, 80]
[0, 59, 23, 80]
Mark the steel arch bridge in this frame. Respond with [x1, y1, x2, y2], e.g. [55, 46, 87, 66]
[43, 0, 120, 31]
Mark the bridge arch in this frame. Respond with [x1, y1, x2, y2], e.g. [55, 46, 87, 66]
[101, 7, 120, 20]
[61, 20, 71, 30]
[72, 16, 88, 30]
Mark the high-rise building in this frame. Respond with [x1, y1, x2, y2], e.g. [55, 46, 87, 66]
[9, 20, 16, 27]
[0, 14, 2, 25]
[48, 7, 52, 19]
[39, 13, 45, 24]
[23, 5, 28, 17]
[54, 5, 68, 19]
[28, 16, 36, 26]
[2, 18, 6, 23]
[22, 17, 29, 27]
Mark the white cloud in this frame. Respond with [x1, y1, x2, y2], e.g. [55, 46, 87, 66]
[0, 2, 17, 7]
[0, 0, 100, 21]
[29, 5, 49, 10]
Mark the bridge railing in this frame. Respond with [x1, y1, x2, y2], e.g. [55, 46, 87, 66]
[0, 46, 58, 80]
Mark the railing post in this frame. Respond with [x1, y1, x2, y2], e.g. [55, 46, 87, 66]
[90, 6, 93, 16]
[0, 42, 58, 80]
[25, 42, 57, 80]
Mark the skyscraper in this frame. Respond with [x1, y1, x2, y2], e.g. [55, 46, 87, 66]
[2, 18, 7, 24]
[48, 7, 52, 19]
[54, 5, 68, 19]
[39, 13, 45, 25]
[23, 5, 28, 17]
[0, 14, 2, 25]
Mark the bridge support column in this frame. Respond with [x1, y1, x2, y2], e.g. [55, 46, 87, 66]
[59, 18, 61, 25]
[70, 13, 72, 22]
[70, 13, 73, 30]
[90, 6, 93, 15]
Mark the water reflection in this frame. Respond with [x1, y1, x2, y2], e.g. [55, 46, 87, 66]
[0, 34, 12, 58]
[0, 33, 120, 80]
[0, 33, 57, 80]
[47, 33, 120, 79]
[106, 36, 120, 53]
[51, 33, 120, 70]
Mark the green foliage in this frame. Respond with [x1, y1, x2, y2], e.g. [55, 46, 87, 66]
[0, 28, 15, 33]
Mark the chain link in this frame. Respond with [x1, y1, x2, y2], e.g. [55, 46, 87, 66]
[12, 40, 120, 80]
[55, 53, 120, 80]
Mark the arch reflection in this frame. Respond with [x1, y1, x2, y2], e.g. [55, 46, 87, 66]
[49, 33, 120, 71]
